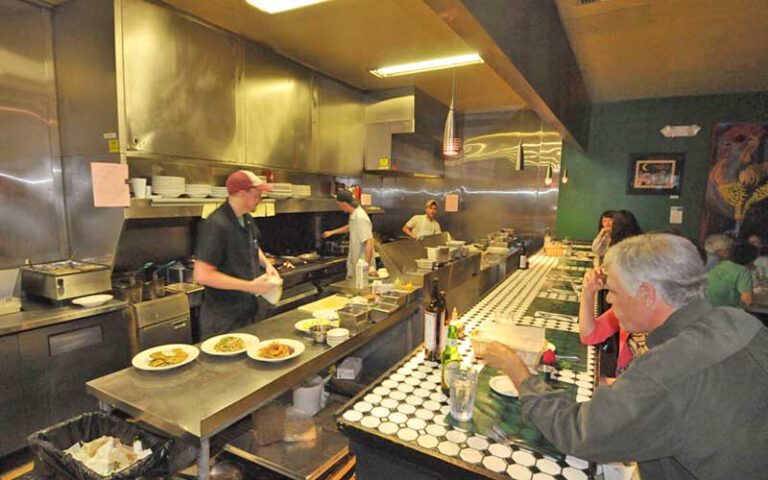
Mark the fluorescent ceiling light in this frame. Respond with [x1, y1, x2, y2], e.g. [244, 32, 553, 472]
[370, 53, 484, 78]
[245, 0, 330, 14]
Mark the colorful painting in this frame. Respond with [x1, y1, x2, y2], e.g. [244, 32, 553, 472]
[702, 123, 768, 241]
[626, 153, 684, 195]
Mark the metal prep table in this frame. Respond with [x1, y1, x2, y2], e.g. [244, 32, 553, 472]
[86, 301, 421, 479]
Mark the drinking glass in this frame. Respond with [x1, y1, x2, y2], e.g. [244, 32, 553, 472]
[449, 367, 479, 422]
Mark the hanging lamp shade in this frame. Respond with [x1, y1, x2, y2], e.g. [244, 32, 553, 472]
[515, 142, 525, 170]
[443, 100, 461, 157]
[561, 166, 568, 183]
[544, 164, 553, 186]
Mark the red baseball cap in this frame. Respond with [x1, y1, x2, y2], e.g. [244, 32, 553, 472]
[225, 170, 273, 194]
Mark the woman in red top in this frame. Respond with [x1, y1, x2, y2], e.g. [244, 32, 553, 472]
[580, 210, 646, 376]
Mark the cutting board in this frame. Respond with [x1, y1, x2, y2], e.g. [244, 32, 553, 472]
[298, 294, 351, 313]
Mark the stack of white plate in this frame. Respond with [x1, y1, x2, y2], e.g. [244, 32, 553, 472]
[211, 186, 229, 198]
[184, 184, 212, 198]
[327, 328, 350, 347]
[152, 176, 186, 198]
[266, 183, 292, 199]
[292, 184, 311, 198]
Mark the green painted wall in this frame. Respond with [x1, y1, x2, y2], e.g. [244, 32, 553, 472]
[556, 92, 768, 241]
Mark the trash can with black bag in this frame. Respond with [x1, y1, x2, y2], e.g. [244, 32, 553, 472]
[28, 411, 173, 480]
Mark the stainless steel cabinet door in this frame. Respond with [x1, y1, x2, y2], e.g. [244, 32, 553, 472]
[19, 310, 131, 433]
[120, 0, 239, 162]
[0, 334, 26, 456]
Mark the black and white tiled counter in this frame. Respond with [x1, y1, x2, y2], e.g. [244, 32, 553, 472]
[338, 255, 598, 480]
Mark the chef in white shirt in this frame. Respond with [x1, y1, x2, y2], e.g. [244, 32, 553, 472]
[322, 189, 376, 278]
[402, 199, 442, 240]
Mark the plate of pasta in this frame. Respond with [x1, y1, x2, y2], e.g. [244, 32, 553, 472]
[247, 338, 305, 363]
[131, 344, 199, 371]
[201, 333, 259, 356]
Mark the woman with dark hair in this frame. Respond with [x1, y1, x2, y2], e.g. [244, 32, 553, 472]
[609, 210, 643, 246]
[591, 210, 615, 258]
[581, 210, 646, 377]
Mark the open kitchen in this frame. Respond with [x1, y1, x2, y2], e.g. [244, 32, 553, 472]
[2, 0, 767, 479]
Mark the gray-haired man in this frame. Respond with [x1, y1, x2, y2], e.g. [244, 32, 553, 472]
[485, 233, 768, 480]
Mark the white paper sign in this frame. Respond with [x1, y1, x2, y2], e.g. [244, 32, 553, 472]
[445, 194, 459, 212]
[670, 206, 683, 224]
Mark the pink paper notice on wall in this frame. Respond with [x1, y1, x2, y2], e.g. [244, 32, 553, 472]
[91, 162, 130, 207]
[360, 193, 372, 206]
[445, 194, 459, 212]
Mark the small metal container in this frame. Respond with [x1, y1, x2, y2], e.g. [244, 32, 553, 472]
[310, 324, 330, 344]
[337, 304, 369, 332]
[369, 302, 399, 323]
[381, 290, 407, 307]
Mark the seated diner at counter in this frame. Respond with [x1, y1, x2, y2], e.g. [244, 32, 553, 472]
[484, 233, 768, 480]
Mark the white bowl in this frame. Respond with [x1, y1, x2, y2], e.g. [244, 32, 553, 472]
[72, 294, 113, 308]
[327, 327, 350, 340]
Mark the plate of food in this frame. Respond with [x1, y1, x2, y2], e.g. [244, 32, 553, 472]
[294, 318, 339, 333]
[201, 333, 259, 356]
[132, 344, 199, 371]
[248, 339, 305, 362]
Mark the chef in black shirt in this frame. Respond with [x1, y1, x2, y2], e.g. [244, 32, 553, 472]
[194, 170, 280, 339]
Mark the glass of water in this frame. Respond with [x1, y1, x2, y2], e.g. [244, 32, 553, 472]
[449, 367, 479, 422]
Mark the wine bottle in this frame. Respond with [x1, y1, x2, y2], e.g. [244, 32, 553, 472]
[437, 289, 448, 355]
[441, 324, 461, 394]
[423, 278, 443, 362]
[519, 244, 528, 270]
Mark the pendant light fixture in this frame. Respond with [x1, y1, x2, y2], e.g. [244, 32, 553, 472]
[544, 164, 553, 186]
[561, 166, 569, 183]
[442, 68, 461, 158]
[515, 141, 525, 170]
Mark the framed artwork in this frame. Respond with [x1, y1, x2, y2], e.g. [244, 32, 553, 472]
[626, 153, 685, 195]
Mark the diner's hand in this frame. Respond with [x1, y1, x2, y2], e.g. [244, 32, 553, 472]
[322, 230, 334, 239]
[582, 267, 607, 297]
[483, 342, 531, 389]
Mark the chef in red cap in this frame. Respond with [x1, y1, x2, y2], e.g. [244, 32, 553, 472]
[194, 170, 281, 339]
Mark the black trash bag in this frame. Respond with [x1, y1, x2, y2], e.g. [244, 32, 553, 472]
[28, 411, 171, 480]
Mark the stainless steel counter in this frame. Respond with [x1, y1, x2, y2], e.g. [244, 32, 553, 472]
[87, 302, 420, 440]
[0, 298, 128, 336]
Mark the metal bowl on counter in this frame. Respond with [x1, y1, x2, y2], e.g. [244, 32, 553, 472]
[310, 324, 331, 344]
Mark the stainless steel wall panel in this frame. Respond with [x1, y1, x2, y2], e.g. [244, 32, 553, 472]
[63, 155, 125, 265]
[364, 109, 561, 243]
[53, 0, 119, 156]
[314, 75, 365, 175]
[120, 0, 240, 162]
[243, 46, 312, 169]
[0, 0, 67, 269]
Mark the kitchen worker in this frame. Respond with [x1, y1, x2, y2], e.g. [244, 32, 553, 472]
[402, 199, 442, 240]
[322, 189, 376, 278]
[194, 170, 280, 340]
[483, 233, 768, 480]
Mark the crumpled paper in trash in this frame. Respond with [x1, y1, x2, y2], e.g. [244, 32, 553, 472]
[65, 436, 152, 476]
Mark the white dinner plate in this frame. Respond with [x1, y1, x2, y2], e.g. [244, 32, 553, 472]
[489, 375, 519, 398]
[132, 344, 199, 371]
[201, 333, 259, 356]
[248, 339, 305, 363]
[294, 318, 339, 333]
[71, 294, 113, 308]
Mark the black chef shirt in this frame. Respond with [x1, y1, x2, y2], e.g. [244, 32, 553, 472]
[195, 201, 263, 340]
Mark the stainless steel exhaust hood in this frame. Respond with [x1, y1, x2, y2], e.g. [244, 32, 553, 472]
[364, 88, 449, 178]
